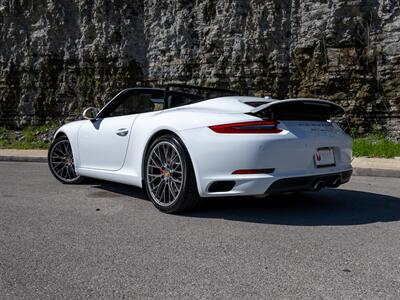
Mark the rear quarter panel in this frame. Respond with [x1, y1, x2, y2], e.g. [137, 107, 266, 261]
[121, 108, 259, 188]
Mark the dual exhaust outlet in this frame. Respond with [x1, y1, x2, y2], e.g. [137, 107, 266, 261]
[312, 176, 342, 191]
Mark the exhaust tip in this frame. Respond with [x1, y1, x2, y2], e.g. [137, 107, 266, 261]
[328, 177, 342, 188]
[313, 180, 326, 191]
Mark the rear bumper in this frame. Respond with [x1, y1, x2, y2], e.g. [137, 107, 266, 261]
[265, 169, 352, 194]
[198, 167, 353, 197]
[179, 125, 353, 197]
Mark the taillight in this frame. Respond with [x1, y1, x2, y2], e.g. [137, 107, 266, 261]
[209, 120, 281, 134]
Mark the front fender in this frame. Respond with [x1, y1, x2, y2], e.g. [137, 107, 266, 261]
[52, 121, 86, 169]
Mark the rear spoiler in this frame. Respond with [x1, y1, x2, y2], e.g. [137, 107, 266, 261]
[248, 98, 345, 121]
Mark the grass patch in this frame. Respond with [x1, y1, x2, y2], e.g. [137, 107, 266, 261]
[353, 134, 400, 158]
[0, 123, 59, 149]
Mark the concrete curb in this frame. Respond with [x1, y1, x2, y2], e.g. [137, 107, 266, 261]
[352, 167, 400, 178]
[351, 157, 400, 178]
[0, 155, 47, 163]
[0, 154, 399, 178]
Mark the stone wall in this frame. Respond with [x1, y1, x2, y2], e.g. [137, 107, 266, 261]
[1, 0, 399, 139]
[0, 0, 146, 126]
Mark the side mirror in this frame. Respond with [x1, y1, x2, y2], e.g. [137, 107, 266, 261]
[82, 107, 98, 121]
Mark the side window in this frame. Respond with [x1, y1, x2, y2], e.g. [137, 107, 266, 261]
[107, 92, 164, 118]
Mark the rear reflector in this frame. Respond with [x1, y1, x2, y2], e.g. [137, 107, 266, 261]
[232, 168, 275, 175]
[209, 120, 281, 134]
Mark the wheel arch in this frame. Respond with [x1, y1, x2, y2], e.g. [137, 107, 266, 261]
[52, 128, 81, 169]
[141, 129, 200, 193]
[54, 131, 68, 140]
[48, 130, 83, 184]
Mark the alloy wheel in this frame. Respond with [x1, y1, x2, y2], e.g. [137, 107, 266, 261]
[49, 139, 80, 182]
[146, 141, 184, 206]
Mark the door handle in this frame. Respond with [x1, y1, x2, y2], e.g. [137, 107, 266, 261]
[116, 128, 129, 136]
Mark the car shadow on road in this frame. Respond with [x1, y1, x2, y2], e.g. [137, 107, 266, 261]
[87, 180, 148, 201]
[87, 180, 400, 226]
[184, 189, 400, 226]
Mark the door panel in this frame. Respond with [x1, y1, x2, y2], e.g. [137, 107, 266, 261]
[78, 88, 165, 171]
[78, 115, 137, 171]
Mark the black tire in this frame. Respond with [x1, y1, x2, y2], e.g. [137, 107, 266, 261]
[144, 134, 200, 213]
[48, 136, 84, 184]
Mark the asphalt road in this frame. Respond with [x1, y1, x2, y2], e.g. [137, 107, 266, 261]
[1, 162, 400, 299]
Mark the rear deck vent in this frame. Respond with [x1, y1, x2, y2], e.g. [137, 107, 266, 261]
[208, 181, 235, 193]
[245, 101, 268, 107]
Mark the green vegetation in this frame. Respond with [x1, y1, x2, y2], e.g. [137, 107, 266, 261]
[353, 134, 400, 158]
[0, 124, 399, 158]
[0, 123, 59, 149]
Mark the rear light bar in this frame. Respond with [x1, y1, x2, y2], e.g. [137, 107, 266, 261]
[209, 120, 281, 134]
[232, 168, 275, 175]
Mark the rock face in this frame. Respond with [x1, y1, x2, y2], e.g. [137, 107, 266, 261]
[0, 0, 146, 126]
[1, 0, 399, 139]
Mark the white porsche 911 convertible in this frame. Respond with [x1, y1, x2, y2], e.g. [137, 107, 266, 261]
[48, 84, 352, 213]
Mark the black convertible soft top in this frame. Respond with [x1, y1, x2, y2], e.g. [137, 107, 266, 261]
[164, 84, 240, 109]
[98, 84, 240, 117]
